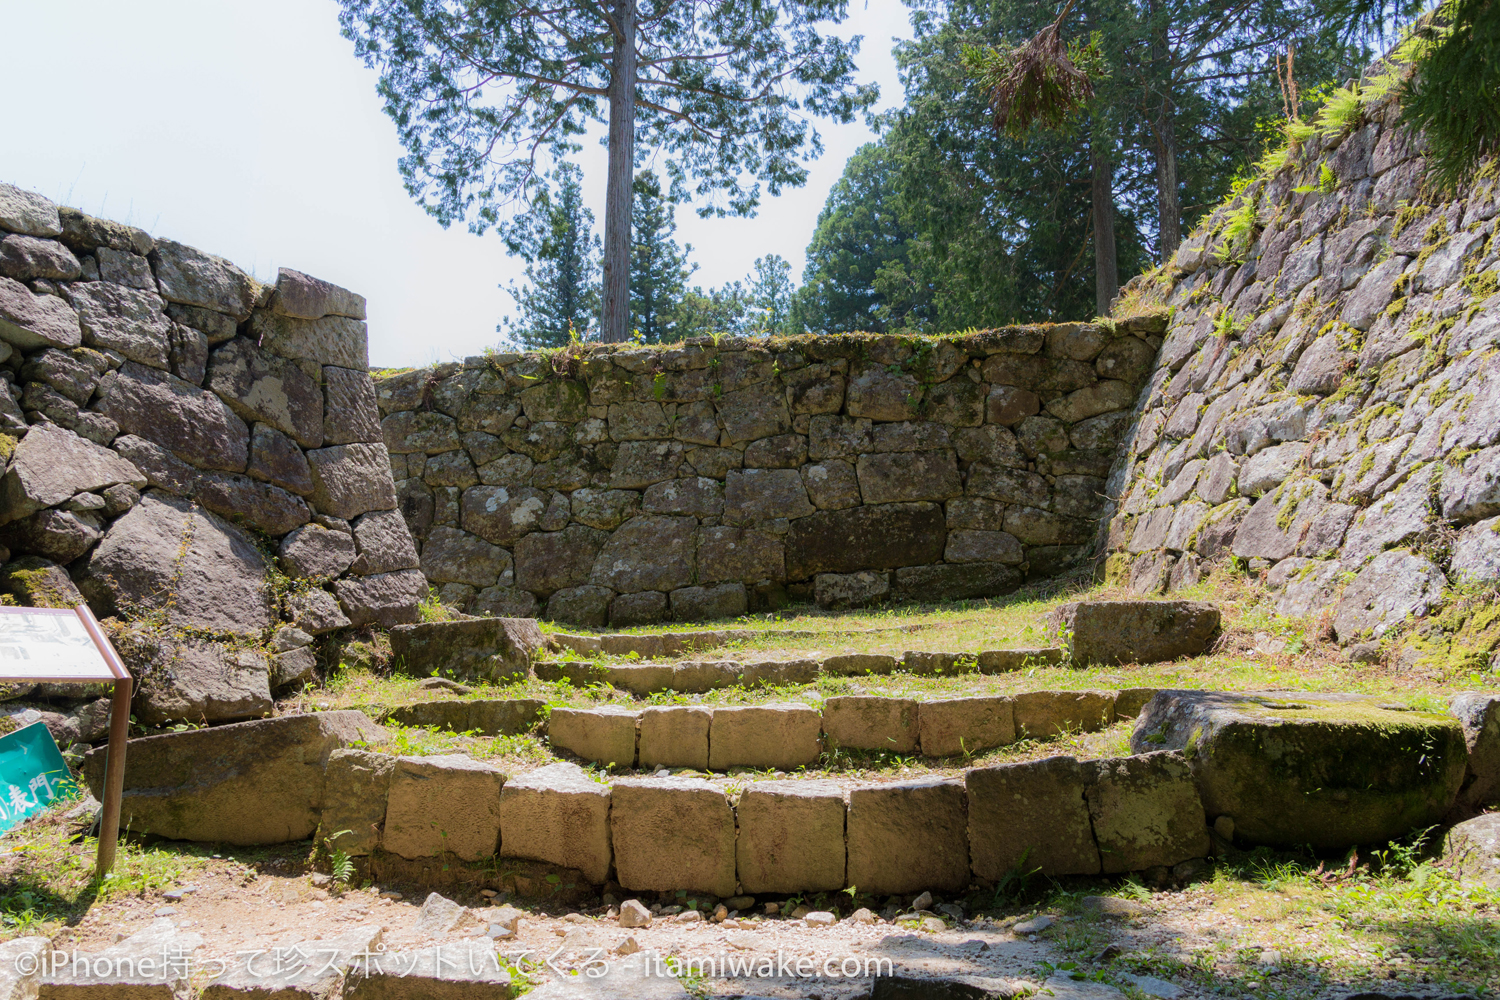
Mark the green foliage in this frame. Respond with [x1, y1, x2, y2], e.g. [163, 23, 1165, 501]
[1314, 82, 1364, 136]
[629, 170, 694, 344]
[746, 254, 796, 335]
[337, 0, 877, 231]
[1219, 197, 1260, 263]
[499, 163, 599, 349]
[1402, 0, 1500, 190]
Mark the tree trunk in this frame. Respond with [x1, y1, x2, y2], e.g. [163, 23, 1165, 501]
[1148, 1, 1180, 260]
[1091, 146, 1118, 317]
[599, 0, 637, 343]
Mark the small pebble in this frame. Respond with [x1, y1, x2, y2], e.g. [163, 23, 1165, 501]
[805, 911, 836, 926]
[1013, 915, 1054, 935]
[154, 907, 177, 917]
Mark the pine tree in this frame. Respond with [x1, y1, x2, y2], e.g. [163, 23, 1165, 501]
[629, 170, 694, 343]
[339, 0, 877, 343]
[747, 254, 795, 335]
[500, 163, 600, 349]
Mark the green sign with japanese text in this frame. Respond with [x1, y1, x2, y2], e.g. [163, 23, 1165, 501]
[0, 722, 76, 835]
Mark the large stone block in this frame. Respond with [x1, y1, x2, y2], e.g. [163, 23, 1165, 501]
[708, 704, 821, 770]
[893, 563, 1021, 602]
[846, 778, 969, 895]
[81, 711, 382, 845]
[0, 556, 83, 608]
[638, 706, 710, 769]
[1450, 692, 1500, 811]
[273, 267, 367, 321]
[516, 525, 608, 594]
[967, 755, 1100, 878]
[0, 182, 61, 236]
[118, 630, 274, 725]
[307, 442, 398, 520]
[857, 450, 962, 504]
[785, 502, 946, 579]
[279, 522, 356, 580]
[724, 468, 815, 522]
[389, 618, 542, 683]
[383, 754, 505, 861]
[207, 337, 325, 448]
[500, 761, 611, 884]
[1013, 690, 1115, 737]
[1333, 548, 1447, 640]
[823, 695, 918, 753]
[420, 525, 509, 588]
[548, 706, 638, 767]
[322, 366, 382, 445]
[0, 275, 80, 351]
[349, 508, 420, 575]
[0, 509, 99, 564]
[248, 311, 368, 371]
[319, 748, 394, 856]
[610, 777, 737, 897]
[343, 941, 512, 1000]
[151, 238, 259, 320]
[919, 697, 1014, 758]
[601, 662, 675, 695]
[333, 569, 426, 628]
[589, 515, 696, 593]
[385, 699, 544, 736]
[69, 281, 174, 369]
[97, 361, 250, 471]
[669, 582, 747, 620]
[1131, 690, 1468, 850]
[1052, 600, 1220, 666]
[77, 492, 274, 635]
[1442, 813, 1500, 889]
[40, 919, 203, 1000]
[1086, 752, 1210, 873]
[736, 780, 846, 893]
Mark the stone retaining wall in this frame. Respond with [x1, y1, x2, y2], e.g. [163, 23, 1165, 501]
[376, 318, 1165, 626]
[1102, 75, 1500, 652]
[85, 689, 1500, 896]
[0, 182, 420, 726]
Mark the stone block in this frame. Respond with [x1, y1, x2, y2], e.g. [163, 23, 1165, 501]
[814, 570, 890, 609]
[307, 442, 398, 521]
[590, 515, 697, 593]
[785, 502, 945, 579]
[383, 754, 505, 861]
[739, 659, 819, 687]
[821, 653, 898, 676]
[152, 237, 260, 320]
[967, 755, 1099, 878]
[736, 780, 847, 893]
[847, 779, 969, 895]
[823, 696, 918, 753]
[249, 311, 368, 371]
[901, 650, 978, 676]
[333, 569, 426, 628]
[976, 648, 1065, 673]
[1052, 600, 1220, 666]
[602, 663, 675, 696]
[96, 364, 250, 473]
[323, 366, 383, 445]
[40, 919, 202, 1000]
[892, 563, 1021, 602]
[0, 421, 136, 527]
[856, 450, 962, 503]
[919, 697, 1015, 758]
[81, 711, 382, 845]
[708, 704, 821, 770]
[548, 707, 639, 767]
[273, 267, 367, 321]
[638, 706, 711, 769]
[203, 925, 381, 1000]
[118, 631, 273, 725]
[0, 275, 80, 351]
[670, 582, 747, 620]
[319, 749, 394, 856]
[1013, 690, 1116, 737]
[1131, 690, 1468, 850]
[279, 522, 356, 580]
[70, 281, 173, 369]
[610, 777, 737, 897]
[500, 762, 611, 884]
[1450, 692, 1500, 811]
[206, 337, 324, 448]
[77, 492, 273, 636]
[544, 584, 613, 627]
[1086, 751, 1209, 873]
[1441, 813, 1500, 889]
[389, 618, 543, 683]
[0, 182, 61, 236]
[671, 660, 742, 693]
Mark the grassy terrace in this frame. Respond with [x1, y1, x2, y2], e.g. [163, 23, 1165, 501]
[284, 566, 1497, 783]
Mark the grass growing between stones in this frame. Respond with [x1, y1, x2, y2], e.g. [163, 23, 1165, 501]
[1010, 833, 1500, 999]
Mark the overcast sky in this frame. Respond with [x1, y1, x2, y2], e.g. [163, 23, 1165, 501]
[0, 1, 914, 368]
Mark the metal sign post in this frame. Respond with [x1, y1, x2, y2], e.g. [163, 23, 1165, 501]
[0, 603, 131, 877]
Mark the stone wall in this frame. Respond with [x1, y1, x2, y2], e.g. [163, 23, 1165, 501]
[0, 182, 420, 726]
[377, 320, 1163, 626]
[1102, 76, 1500, 649]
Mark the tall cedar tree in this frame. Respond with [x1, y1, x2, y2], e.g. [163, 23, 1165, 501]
[795, 0, 1363, 331]
[338, 0, 878, 343]
[500, 163, 600, 348]
[747, 254, 795, 334]
[793, 142, 922, 333]
[629, 170, 693, 343]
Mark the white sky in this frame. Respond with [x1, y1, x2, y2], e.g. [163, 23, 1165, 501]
[0, 0, 913, 369]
